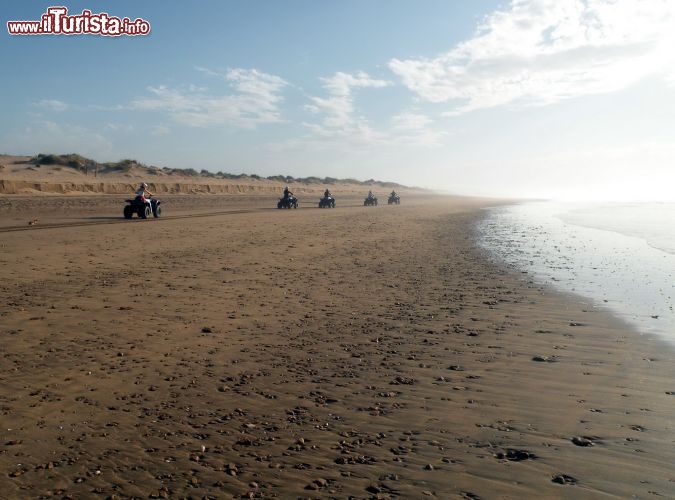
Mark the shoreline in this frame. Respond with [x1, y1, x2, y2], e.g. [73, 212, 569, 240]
[1, 194, 674, 498]
[477, 200, 675, 342]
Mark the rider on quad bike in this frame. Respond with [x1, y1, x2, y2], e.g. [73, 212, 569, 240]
[136, 182, 154, 204]
[124, 182, 161, 219]
[278, 185, 299, 209]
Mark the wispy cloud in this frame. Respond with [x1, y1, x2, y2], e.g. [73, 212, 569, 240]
[88, 104, 127, 112]
[390, 111, 432, 131]
[150, 125, 171, 136]
[32, 99, 68, 112]
[307, 71, 390, 129]
[130, 68, 288, 128]
[105, 122, 134, 132]
[389, 0, 675, 114]
[270, 72, 446, 155]
[389, 110, 446, 146]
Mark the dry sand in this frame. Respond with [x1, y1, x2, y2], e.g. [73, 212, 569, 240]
[1, 190, 675, 499]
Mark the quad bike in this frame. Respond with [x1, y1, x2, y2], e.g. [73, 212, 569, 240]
[318, 196, 336, 208]
[124, 196, 162, 219]
[277, 195, 299, 209]
[387, 194, 401, 205]
[364, 195, 378, 206]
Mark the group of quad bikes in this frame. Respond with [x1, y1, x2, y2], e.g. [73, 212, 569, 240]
[364, 192, 400, 206]
[277, 191, 400, 209]
[122, 190, 400, 219]
[277, 193, 333, 209]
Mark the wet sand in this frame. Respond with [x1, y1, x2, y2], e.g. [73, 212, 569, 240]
[1, 193, 675, 499]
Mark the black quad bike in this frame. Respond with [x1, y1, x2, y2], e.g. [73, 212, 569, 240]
[318, 196, 336, 208]
[364, 195, 378, 206]
[387, 194, 401, 205]
[124, 196, 161, 219]
[277, 195, 299, 209]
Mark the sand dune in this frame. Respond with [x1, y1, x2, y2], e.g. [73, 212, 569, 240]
[0, 156, 406, 197]
[0, 179, 295, 196]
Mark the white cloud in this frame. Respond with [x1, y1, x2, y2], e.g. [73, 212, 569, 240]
[386, 110, 447, 146]
[274, 74, 444, 155]
[321, 71, 390, 96]
[130, 68, 288, 128]
[32, 99, 68, 112]
[194, 66, 220, 78]
[105, 122, 134, 132]
[88, 104, 127, 111]
[308, 71, 390, 129]
[226, 68, 287, 101]
[391, 111, 432, 131]
[150, 125, 171, 136]
[272, 71, 396, 154]
[389, 0, 675, 114]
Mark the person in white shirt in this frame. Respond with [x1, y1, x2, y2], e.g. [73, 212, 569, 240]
[135, 182, 153, 204]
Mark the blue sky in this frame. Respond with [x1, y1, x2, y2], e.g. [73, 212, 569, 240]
[2, 1, 674, 200]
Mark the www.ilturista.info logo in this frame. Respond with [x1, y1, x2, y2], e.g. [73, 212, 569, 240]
[7, 6, 150, 36]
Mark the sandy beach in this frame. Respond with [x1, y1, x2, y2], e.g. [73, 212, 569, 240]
[1, 186, 675, 499]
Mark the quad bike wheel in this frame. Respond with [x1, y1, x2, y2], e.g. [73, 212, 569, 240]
[123, 205, 133, 219]
[153, 205, 161, 218]
[139, 205, 151, 219]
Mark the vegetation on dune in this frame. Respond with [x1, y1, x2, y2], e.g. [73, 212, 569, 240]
[110, 158, 145, 172]
[27, 153, 406, 188]
[34, 153, 97, 172]
[32, 154, 146, 174]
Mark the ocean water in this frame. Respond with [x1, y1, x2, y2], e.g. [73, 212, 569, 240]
[476, 201, 675, 341]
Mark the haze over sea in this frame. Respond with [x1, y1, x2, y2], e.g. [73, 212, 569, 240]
[477, 201, 675, 341]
